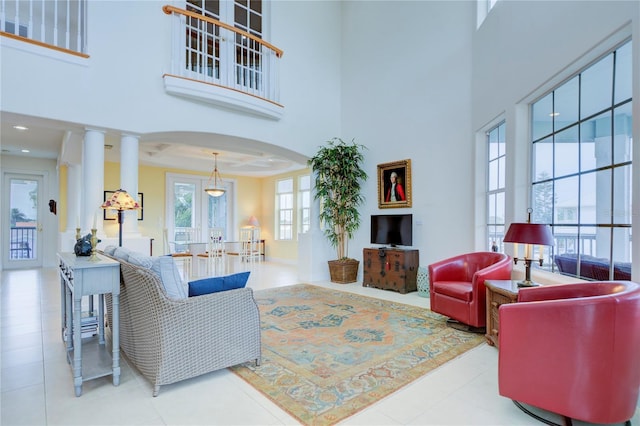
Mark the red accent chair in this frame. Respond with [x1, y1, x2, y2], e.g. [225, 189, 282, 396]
[428, 252, 512, 328]
[499, 281, 640, 425]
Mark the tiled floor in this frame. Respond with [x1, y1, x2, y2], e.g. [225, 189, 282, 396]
[1, 258, 638, 425]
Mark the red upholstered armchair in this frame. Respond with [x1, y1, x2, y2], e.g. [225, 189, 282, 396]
[428, 252, 512, 329]
[499, 281, 640, 425]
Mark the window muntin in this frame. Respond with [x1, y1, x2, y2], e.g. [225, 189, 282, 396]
[531, 40, 632, 279]
[186, 0, 263, 90]
[486, 121, 506, 252]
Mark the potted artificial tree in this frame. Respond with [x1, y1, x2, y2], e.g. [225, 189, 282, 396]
[308, 137, 367, 283]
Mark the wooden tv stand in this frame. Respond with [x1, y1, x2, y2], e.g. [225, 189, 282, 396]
[362, 247, 419, 294]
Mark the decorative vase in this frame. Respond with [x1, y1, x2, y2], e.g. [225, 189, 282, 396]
[328, 259, 359, 284]
[417, 266, 430, 297]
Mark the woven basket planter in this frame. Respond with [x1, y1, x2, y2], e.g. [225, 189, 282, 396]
[328, 259, 360, 284]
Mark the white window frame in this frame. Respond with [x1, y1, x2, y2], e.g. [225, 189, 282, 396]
[165, 172, 236, 245]
[276, 177, 293, 240]
[486, 121, 506, 253]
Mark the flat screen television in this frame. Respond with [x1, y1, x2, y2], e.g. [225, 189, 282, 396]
[370, 214, 413, 247]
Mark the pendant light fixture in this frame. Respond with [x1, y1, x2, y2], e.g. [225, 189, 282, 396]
[204, 152, 226, 197]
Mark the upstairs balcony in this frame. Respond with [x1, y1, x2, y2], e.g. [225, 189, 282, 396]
[0, 0, 87, 57]
[163, 5, 284, 120]
[0, 1, 283, 119]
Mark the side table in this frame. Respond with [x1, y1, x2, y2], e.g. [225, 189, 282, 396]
[58, 252, 120, 396]
[485, 280, 520, 348]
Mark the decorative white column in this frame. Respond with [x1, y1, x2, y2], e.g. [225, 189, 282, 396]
[66, 163, 82, 233]
[120, 134, 141, 236]
[59, 163, 83, 252]
[82, 129, 105, 235]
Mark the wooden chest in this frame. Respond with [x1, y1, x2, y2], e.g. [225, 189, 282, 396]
[362, 248, 419, 294]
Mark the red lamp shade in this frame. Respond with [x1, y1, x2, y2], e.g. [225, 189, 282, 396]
[503, 223, 554, 246]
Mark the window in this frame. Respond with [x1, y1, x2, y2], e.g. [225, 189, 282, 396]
[531, 40, 632, 280]
[486, 122, 506, 252]
[298, 175, 311, 234]
[186, 0, 263, 90]
[276, 178, 293, 240]
[166, 173, 235, 248]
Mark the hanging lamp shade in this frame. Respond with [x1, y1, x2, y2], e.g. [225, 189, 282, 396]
[204, 152, 226, 197]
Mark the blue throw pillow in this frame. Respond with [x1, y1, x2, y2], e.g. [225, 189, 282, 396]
[188, 271, 250, 297]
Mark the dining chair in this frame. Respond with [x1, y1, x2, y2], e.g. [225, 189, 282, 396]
[163, 228, 194, 280]
[239, 227, 261, 263]
[196, 228, 226, 276]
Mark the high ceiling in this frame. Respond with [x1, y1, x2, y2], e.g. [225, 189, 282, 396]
[0, 112, 309, 177]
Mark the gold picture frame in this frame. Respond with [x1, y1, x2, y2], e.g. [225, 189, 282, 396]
[378, 159, 412, 209]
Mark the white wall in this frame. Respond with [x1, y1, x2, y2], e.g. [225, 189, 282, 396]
[0, 1, 343, 158]
[340, 1, 476, 266]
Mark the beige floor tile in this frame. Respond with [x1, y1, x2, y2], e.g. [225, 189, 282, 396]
[2, 263, 639, 426]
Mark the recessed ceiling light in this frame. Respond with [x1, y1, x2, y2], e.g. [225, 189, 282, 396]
[549, 112, 560, 117]
[13, 125, 28, 131]
[21, 149, 30, 153]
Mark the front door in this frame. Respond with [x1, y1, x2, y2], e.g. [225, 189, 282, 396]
[2, 173, 44, 269]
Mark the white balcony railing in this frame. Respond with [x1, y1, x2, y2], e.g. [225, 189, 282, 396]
[162, 5, 284, 119]
[0, 0, 87, 56]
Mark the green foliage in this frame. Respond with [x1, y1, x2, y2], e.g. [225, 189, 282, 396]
[532, 172, 555, 224]
[308, 137, 367, 260]
[175, 192, 193, 227]
[10, 208, 29, 226]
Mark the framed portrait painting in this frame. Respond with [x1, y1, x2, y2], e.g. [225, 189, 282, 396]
[378, 159, 412, 209]
[103, 191, 144, 221]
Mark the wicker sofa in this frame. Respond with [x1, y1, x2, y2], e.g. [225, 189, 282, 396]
[103, 253, 261, 396]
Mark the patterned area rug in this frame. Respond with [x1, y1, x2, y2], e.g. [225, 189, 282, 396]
[230, 284, 484, 425]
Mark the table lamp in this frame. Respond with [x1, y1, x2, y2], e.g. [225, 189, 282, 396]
[503, 209, 554, 287]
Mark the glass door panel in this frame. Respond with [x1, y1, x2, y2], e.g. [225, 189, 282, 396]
[3, 173, 43, 268]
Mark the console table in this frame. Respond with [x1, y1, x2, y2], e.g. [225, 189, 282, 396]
[58, 252, 120, 396]
[485, 280, 520, 348]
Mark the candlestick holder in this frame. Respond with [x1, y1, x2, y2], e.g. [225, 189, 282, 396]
[90, 228, 99, 261]
[75, 227, 81, 240]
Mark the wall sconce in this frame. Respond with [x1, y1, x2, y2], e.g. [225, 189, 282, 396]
[503, 208, 554, 287]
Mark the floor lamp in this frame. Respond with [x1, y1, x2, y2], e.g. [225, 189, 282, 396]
[101, 189, 140, 247]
